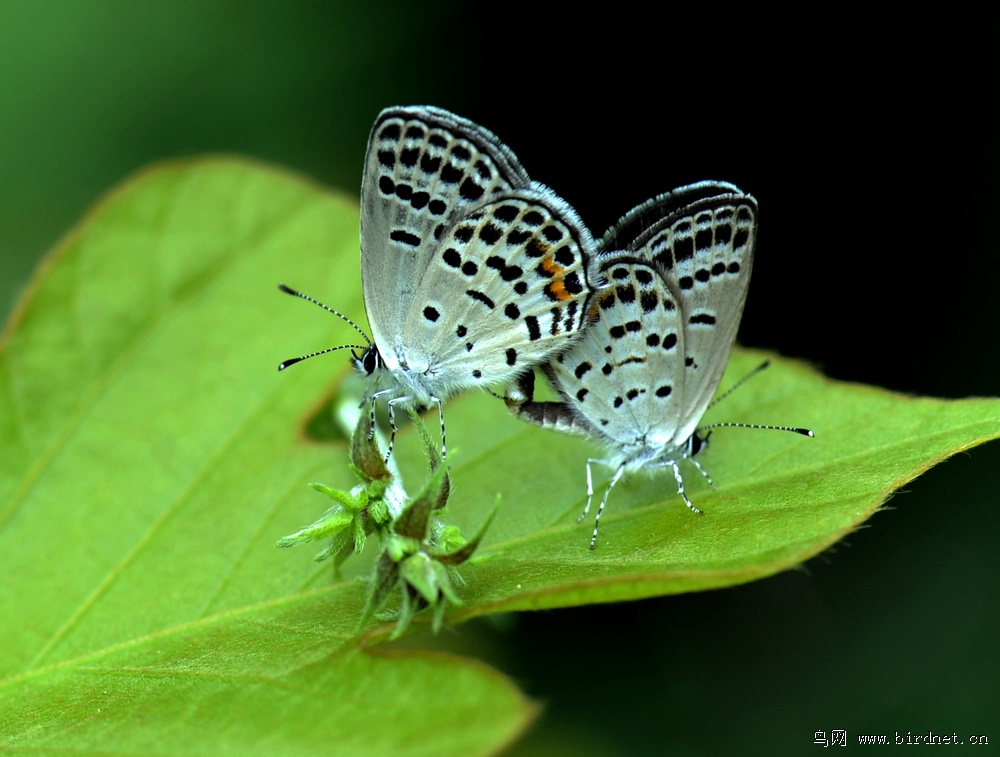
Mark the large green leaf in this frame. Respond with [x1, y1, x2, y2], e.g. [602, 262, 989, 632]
[2, 159, 997, 751]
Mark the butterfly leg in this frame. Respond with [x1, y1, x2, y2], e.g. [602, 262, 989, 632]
[576, 458, 601, 523]
[368, 389, 393, 442]
[432, 395, 446, 460]
[670, 461, 703, 515]
[382, 392, 411, 464]
[379, 394, 445, 463]
[687, 456, 716, 490]
[588, 464, 625, 550]
[577, 458, 616, 519]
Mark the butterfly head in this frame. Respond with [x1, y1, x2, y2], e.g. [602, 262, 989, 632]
[688, 430, 710, 458]
[352, 344, 381, 379]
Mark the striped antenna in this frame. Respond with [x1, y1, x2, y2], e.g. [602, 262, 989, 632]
[277, 284, 371, 371]
[701, 360, 813, 438]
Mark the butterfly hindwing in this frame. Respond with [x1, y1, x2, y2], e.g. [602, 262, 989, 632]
[402, 188, 595, 388]
[618, 188, 757, 443]
[545, 258, 685, 452]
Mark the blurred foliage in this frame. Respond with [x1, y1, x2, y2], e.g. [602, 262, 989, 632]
[0, 0, 467, 317]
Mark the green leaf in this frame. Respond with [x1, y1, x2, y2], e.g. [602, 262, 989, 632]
[0, 159, 535, 753]
[2, 158, 997, 751]
[446, 357, 1000, 613]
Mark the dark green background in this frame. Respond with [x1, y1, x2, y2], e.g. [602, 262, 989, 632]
[2, 2, 996, 752]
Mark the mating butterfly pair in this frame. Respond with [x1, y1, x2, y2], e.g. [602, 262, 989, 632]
[280, 106, 811, 548]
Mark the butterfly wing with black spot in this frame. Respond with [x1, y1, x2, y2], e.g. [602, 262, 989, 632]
[360, 106, 532, 367]
[605, 185, 757, 447]
[542, 256, 686, 461]
[401, 186, 596, 392]
[598, 181, 743, 252]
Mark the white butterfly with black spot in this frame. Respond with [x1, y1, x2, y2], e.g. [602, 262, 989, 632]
[511, 181, 812, 548]
[280, 106, 597, 460]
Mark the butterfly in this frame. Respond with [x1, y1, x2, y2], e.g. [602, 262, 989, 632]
[511, 181, 812, 547]
[280, 106, 598, 460]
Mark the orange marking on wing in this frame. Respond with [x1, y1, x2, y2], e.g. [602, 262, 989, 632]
[540, 255, 572, 301]
[538, 255, 561, 276]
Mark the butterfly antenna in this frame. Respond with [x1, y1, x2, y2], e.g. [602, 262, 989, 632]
[697, 420, 814, 438]
[707, 359, 771, 410]
[701, 360, 813, 438]
[278, 344, 367, 371]
[278, 284, 372, 346]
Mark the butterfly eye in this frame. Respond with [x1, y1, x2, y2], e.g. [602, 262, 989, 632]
[362, 346, 380, 376]
[689, 431, 710, 457]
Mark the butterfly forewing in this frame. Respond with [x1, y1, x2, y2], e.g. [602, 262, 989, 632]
[640, 193, 757, 440]
[593, 185, 757, 445]
[360, 107, 532, 353]
[599, 180, 744, 253]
